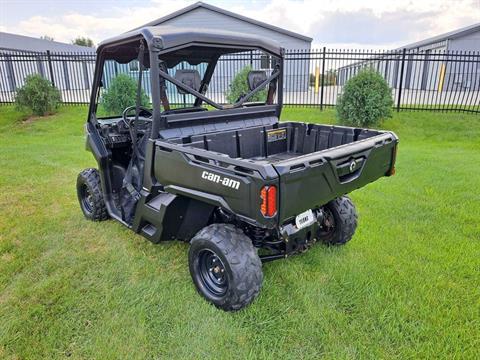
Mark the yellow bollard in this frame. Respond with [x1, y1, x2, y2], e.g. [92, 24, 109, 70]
[438, 63, 446, 92]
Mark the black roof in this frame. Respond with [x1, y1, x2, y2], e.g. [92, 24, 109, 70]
[97, 26, 284, 58]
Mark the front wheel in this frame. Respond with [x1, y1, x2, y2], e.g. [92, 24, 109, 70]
[76, 168, 109, 221]
[188, 224, 263, 311]
[317, 196, 358, 245]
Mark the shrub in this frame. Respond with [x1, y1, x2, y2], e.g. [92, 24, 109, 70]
[337, 69, 393, 127]
[226, 66, 267, 104]
[15, 74, 61, 116]
[100, 74, 149, 115]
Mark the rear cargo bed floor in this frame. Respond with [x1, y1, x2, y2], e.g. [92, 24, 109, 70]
[249, 151, 303, 163]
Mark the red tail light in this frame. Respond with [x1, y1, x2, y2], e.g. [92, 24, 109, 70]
[260, 186, 277, 217]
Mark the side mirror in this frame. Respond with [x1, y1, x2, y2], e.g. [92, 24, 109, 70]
[247, 71, 267, 91]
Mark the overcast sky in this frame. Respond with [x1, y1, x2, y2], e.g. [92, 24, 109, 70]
[1, 0, 479, 48]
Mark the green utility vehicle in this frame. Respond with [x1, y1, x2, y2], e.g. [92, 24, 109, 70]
[77, 27, 398, 310]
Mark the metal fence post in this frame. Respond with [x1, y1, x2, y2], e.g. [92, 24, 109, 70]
[396, 48, 406, 112]
[46, 50, 55, 86]
[320, 47, 326, 110]
[180, 61, 186, 107]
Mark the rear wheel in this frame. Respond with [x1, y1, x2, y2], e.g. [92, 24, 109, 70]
[188, 224, 263, 311]
[318, 196, 357, 245]
[77, 168, 108, 221]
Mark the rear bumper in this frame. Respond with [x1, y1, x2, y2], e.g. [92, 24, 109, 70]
[279, 210, 322, 253]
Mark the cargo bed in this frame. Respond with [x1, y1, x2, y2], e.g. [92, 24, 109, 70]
[167, 121, 388, 163]
[158, 121, 398, 224]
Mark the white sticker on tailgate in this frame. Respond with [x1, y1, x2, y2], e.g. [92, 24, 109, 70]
[295, 209, 315, 229]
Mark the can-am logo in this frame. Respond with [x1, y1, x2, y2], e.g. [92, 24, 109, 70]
[349, 160, 357, 172]
[201, 171, 240, 190]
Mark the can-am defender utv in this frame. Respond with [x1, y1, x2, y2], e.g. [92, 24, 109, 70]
[77, 27, 398, 311]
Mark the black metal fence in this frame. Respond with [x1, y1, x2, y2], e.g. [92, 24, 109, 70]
[300, 48, 480, 113]
[1, 47, 479, 113]
[0, 49, 95, 104]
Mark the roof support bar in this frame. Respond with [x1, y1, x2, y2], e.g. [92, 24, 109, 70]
[194, 55, 220, 107]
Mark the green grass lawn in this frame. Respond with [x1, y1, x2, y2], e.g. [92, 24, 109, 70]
[0, 105, 479, 359]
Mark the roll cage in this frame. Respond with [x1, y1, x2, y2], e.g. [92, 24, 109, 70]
[87, 27, 285, 139]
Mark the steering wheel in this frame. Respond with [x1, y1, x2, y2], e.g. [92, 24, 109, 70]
[122, 106, 153, 128]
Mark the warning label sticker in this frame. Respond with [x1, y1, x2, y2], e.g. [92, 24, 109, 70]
[267, 129, 287, 142]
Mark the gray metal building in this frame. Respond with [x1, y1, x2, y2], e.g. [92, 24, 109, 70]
[136, 2, 312, 93]
[338, 23, 480, 91]
[0, 32, 95, 94]
[138, 2, 312, 50]
[400, 23, 480, 53]
[0, 32, 95, 53]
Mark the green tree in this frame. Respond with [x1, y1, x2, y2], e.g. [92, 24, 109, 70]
[100, 74, 150, 116]
[226, 66, 267, 104]
[15, 74, 61, 116]
[337, 69, 393, 128]
[72, 37, 95, 48]
[40, 35, 54, 41]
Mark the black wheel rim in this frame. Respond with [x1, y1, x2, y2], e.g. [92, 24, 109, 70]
[80, 184, 94, 214]
[197, 249, 228, 297]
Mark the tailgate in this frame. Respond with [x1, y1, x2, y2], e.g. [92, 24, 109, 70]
[273, 132, 398, 222]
